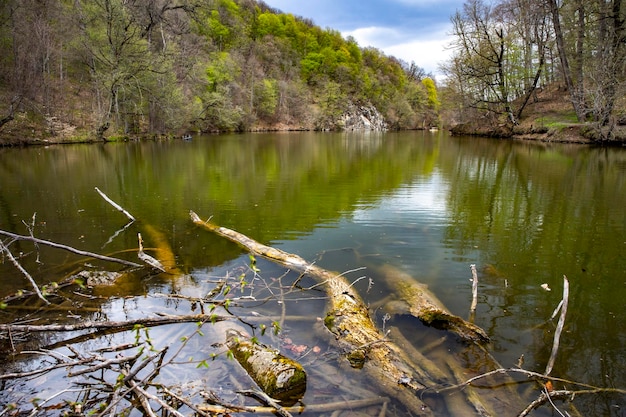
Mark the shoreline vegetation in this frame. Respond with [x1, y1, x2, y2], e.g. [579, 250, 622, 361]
[2, 0, 625, 147]
[0, 85, 616, 147]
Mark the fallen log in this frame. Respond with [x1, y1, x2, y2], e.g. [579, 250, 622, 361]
[189, 211, 502, 415]
[374, 263, 489, 343]
[226, 329, 307, 406]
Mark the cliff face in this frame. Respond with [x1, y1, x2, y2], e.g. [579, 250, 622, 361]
[340, 103, 387, 131]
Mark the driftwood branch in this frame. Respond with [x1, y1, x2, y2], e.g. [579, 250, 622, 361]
[545, 275, 569, 376]
[226, 329, 307, 406]
[199, 392, 389, 415]
[470, 263, 478, 313]
[0, 229, 142, 268]
[137, 232, 166, 272]
[95, 187, 136, 221]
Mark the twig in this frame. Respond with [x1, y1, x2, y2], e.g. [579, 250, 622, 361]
[0, 240, 50, 304]
[238, 389, 293, 417]
[545, 276, 569, 376]
[543, 385, 567, 417]
[437, 366, 626, 394]
[200, 392, 389, 414]
[95, 187, 136, 221]
[125, 378, 159, 417]
[26, 388, 85, 417]
[22, 212, 41, 263]
[128, 378, 186, 417]
[68, 351, 143, 377]
[160, 386, 212, 417]
[0, 229, 142, 267]
[516, 389, 606, 417]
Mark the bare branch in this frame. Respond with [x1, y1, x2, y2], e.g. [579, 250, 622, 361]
[0, 229, 141, 268]
[0, 240, 50, 304]
[545, 276, 569, 376]
[95, 187, 136, 221]
[0, 313, 229, 334]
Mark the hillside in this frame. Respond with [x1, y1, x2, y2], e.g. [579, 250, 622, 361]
[0, 0, 439, 145]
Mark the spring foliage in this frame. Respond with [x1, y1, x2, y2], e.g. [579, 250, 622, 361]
[0, 0, 438, 139]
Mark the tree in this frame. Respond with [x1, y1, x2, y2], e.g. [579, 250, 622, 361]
[547, 0, 587, 122]
[587, 0, 626, 139]
[450, 0, 519, 123]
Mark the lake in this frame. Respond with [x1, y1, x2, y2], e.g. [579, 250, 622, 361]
[0, 131, 624, 416]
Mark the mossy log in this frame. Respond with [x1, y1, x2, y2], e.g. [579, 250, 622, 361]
[226, 329, 307, 406]
[189, 211, 516, 415]
[375, 263, 489, 343]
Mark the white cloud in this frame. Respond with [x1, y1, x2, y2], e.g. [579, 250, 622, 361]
[343, 25, 453, 76]
[344, 26, 402, 46]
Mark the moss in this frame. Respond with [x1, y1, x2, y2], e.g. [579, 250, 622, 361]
[346, 349, 366, 369]
[227, 336, 306, 405]
[323, 312, 335, 330]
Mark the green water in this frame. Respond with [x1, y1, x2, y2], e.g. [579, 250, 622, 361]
[0, 131, 624, 416]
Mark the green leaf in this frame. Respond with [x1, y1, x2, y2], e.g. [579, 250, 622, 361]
[196, 359, 210, 369]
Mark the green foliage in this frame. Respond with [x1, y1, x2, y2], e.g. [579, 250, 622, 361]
[421, 78, 440, 111]
[256, 12, 285, 38]
[316, 81, 347, 129]
[254, 78, 279, 118]
[0, 0, 437, 138]
[205, 52, 239, 91]
[300, 52, 324, 83]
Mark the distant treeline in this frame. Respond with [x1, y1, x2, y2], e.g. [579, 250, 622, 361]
[0, 0, 440, 141]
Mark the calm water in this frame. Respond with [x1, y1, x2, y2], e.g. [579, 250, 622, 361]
[0, 131, 624, 416]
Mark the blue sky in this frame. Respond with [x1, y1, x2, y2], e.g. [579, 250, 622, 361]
[262, 0, 464, 77]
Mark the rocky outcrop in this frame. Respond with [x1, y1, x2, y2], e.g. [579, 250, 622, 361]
[340, 103, 387, 131]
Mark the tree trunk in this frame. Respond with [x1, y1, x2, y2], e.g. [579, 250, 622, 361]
[548, 0, 587, 121]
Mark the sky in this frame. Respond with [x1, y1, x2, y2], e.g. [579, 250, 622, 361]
[261, 0, 465, 78]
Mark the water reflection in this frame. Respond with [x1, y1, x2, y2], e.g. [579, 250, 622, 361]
[0, 132, 624, 415]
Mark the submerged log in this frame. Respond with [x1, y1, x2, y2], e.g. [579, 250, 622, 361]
[226, 329, 307, 406]
[374, 263, 489, 343]
[190, 211, 438, 415]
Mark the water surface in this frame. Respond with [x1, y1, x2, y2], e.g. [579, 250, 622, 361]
[0, 131, 624, 416]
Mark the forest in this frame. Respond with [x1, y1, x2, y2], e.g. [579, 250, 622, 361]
[0, 0, 439, 143]
[1, 0, 625, 144]
[443, 0, 626, 142]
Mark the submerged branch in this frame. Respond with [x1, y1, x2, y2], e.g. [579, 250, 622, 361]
[0, 313, 229, 334]
[0, 229, 142, 268]
[545, 276, 569, 376]
[199, 393, 389, 415]
[0, 240, 50, 304]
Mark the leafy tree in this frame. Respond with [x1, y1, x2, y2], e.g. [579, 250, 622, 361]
[254, 78, 278, 118]
[421, 78, 440, 112]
